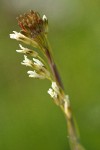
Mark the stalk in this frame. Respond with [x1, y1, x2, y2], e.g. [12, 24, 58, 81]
[10, 10, 86, 150]
[43, 39, 85, 150]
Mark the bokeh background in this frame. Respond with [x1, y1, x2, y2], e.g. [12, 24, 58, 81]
[0, 0, 100, 150]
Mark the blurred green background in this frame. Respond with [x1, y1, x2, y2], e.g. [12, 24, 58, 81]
[0, 0, 100, 150]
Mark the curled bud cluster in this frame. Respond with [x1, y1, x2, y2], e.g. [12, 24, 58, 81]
[10, 11, 48, 51]
[17, 10, 48, 38]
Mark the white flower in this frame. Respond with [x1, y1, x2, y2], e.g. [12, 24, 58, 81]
[16, 44, 38, 57]
[16, 44, 29, 53]
[21, 55, 33, 67]
[42, 15, 48, 33]
[42, 15, 47, 21]
[27, 70, 45, 79]
[10, 31, 38, 47]
[10, 31, 25, 40]
[64, 95, 70, 109]
[48, 82, 59, 99]
[48, 88, 57, 99]
[21, 56, 50, 79]
[33, 58, 44, 67]
[52, 82, 59, 94]
[16, 44, 28, 53]
[33, 58, 50, 79]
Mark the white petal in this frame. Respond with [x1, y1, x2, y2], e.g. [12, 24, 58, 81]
[10, 31, 40, 48]
[21, 55, 32, 67]
[10, 33, 16, 39]
[52, 82, 59, 93]
[27, 70, 36, 77]
[19, 44, 25, 50]
[42, 15, 47, 21]
[48, 88, 54, 98]
[19, 44, 29, 51]
[27, 70, 45, 79]
[16, 50, 23, 53]
[33, 58, 44, 67]
[48, 88, 57, 99]
[16, 44, 28, 53]
[10, 31, 25, 40]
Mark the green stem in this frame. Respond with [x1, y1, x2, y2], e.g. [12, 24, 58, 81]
[43, 38, 86, 150]
[64, 106, 85, 150]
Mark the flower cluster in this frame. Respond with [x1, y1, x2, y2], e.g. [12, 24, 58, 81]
[10, 10, 69, 108]
[48, 82, 59, 99]
[10, 10, 48, 51]
[10, 10, 86, 150]
[17, 10, 48, 38]
[16, 44, 50, 79]
[48, 81, 70, 108]
[10, 11, 51, 87]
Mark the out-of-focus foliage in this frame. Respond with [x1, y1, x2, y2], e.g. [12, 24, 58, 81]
[0, 0, 100, 150]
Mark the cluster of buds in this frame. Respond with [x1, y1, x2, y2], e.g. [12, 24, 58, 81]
[10, 10, 48, 51]
[17, 10, 48, 38]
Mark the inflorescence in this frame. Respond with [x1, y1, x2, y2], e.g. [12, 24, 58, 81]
[10, 10, 70, 115]
[10, 10, 86, 150]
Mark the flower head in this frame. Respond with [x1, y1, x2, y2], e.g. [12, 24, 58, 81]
[10, 10, 49, 53]
[17, 10, 48, 38]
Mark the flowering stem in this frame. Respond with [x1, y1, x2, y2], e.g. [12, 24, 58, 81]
[10, 10, 86, 150]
